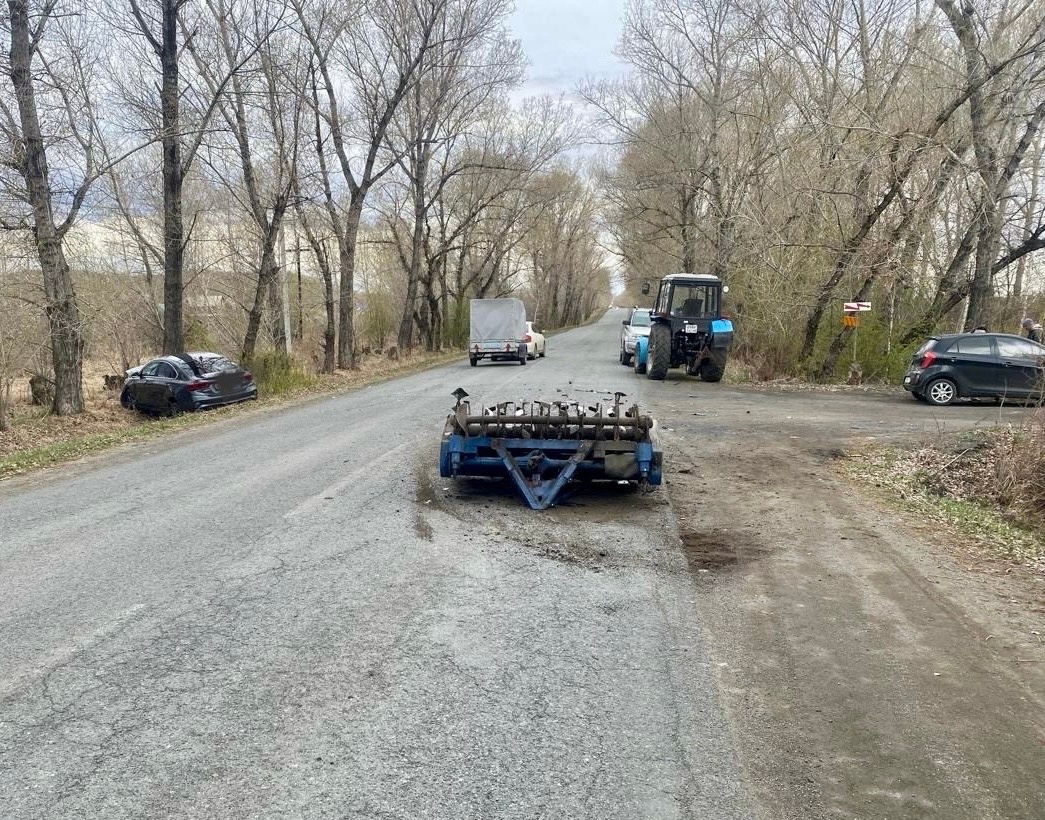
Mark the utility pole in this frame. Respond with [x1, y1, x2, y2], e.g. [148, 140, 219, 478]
[280, 220, 291, 354]
[296, 227, 303, 342]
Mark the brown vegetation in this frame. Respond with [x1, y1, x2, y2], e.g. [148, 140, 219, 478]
[849, 414, 1045, 569]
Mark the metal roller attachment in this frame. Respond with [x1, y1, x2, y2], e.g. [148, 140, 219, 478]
[439, 389, 662, 510]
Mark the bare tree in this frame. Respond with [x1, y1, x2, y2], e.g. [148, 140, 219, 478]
[935, 0, 1045, 330]
[295, 0, 450, 369]
[384, 0, 523, 351]
[587, 0, 777, 282]
[187, 0, 300, 360]
[1, 0, 103, 414]
[389, 95, 577, 348]
[121, 0, 261, 353]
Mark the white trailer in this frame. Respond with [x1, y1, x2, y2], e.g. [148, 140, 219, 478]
[469, 298, 528, 366]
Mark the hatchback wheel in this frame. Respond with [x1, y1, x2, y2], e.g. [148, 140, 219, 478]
[925, 378, 958, 406]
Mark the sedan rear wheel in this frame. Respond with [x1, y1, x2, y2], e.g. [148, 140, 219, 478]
[925, 378, 958, 406]
[120, 387, 135, 411]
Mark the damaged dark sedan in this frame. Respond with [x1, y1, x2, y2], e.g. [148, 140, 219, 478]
[120, 352, 258, 415]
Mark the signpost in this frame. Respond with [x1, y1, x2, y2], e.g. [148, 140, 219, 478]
[842, 301, 872, 369]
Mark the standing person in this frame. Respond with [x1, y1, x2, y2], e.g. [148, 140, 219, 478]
[1022, 317, 1043, 342]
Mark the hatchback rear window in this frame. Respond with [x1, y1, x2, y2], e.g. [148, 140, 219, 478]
[914, 339, 938, 356]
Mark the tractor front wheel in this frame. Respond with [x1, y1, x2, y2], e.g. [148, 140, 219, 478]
[647, 324, 671, 380]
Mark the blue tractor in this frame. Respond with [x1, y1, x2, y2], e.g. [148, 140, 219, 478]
[633, 274, 733, 381]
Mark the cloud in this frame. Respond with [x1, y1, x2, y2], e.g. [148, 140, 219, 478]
[509, 0, 629, 96]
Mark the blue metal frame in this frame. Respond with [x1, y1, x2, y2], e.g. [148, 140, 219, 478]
[440, 433, 662, 510]
[634, 336, 648, 368]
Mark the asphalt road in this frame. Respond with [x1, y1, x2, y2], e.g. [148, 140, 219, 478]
[1, 314, 752, 819]
[3, 310, 1043, 819]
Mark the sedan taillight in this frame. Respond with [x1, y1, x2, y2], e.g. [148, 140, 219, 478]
[243, 372, 253, 382]
[185, 380, 212, 392]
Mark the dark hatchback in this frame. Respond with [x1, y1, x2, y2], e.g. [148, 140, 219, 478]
[903, 333, 1045, 405]
[121, 352, 258, 415]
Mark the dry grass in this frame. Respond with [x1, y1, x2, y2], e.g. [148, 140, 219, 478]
[842, 413, 1045, 571]
[995, 415, 1045, 522]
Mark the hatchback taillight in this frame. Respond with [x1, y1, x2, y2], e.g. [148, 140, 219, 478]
[918, 351, 937, 368]
[185, 380, 212, 392]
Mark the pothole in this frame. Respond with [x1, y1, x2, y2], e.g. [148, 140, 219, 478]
[680, 528, 768, 570]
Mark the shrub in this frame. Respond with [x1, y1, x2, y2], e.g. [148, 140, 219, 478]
[243, 352, 316, 396]
[996, 411, 1045, 526]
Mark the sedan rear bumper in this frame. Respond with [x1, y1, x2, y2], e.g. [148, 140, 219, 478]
[184, 387, 258, 409]
[622, 334, 649, 354]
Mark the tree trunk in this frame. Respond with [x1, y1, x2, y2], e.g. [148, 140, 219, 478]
[337, 199, 364, 369]
[293, 197, 336, 374]
[8, 0, 84, 415]
[268, 273, 287, 351]
[397, 193, 427, 351]
[680, 185, 697, 273]
[438, 249, 450, 347]
[397, 250, 422, 352]
[161, 0, 184, 353]
[322, 265, 336, 373]
[0, 380, 8, 432]
[242, 230, 283, 360]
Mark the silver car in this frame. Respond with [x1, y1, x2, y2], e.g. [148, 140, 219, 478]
[619, 308, 652, 366]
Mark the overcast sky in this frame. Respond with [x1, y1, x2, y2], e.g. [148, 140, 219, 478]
[509, 0, 630, 97]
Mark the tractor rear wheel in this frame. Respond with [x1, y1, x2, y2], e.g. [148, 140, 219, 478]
[647, 324, 671, 380]
[700, 351, 726, 382]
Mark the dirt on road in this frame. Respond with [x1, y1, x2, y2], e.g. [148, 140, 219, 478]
[651, 382, 1045, 819]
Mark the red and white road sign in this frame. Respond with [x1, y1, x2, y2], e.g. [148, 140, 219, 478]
[843, 301, 872, 312]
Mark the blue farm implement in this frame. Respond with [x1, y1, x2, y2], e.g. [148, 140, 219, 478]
[439, 392, 662, 510]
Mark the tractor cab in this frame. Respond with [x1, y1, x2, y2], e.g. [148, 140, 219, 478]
[652, 275, 723, 321]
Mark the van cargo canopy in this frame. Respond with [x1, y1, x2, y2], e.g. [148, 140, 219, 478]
[469, 298, 526, 343]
